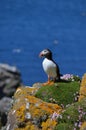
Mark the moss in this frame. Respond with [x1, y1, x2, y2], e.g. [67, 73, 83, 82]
[54, 123, 73, 130]
[35, 81, 80, 107]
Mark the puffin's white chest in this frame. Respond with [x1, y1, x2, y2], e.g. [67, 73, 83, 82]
[42, 58, 57, 77]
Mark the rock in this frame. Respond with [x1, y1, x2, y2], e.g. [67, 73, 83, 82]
[0, 97, 13, 113]
[80, 122, 86, 130]
[0, 63, 22, 98]
[79, 74, 86, 101]
[3, 74, 86, 130]
[0, 97, 13, 128]
[5, 87, 62, 130]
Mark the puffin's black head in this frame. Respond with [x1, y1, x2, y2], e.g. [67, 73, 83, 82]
[39, 49, 52, 60]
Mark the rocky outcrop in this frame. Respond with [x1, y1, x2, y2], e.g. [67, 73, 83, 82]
[0, 63, 22, 98]
[79, 74, 86, 130]
[2, 74, 86, 130]
[0, 63, 22, 129]
[79, 73, 86, 101]
[5, 87, 62, 130]
[0, 97, 13, 128]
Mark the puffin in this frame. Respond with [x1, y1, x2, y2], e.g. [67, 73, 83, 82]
[39, 49, 60, 84]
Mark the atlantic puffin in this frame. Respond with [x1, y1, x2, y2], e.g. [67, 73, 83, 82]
[39, 49, 60, 84]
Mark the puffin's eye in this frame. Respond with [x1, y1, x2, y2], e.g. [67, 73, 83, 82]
[44, 50, 47, 52]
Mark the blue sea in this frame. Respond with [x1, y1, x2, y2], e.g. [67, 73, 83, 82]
[0, 0, 86, 86]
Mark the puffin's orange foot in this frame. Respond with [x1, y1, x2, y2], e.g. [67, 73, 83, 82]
[42, 81, 54, 86]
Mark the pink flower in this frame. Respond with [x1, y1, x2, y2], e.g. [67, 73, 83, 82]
[61, 74, 73, 80]
[73, 128, 76, 130]
[51, 112, 60, 120]
[78, 122, 82, 128]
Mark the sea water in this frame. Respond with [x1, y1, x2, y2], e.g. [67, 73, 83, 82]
[0, 0, 86, 86]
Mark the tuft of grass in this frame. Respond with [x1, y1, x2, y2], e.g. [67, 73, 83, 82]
[35, 81, 80, 107]
[54, 123, 73, 130]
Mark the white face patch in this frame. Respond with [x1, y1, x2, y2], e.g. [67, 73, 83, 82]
[42, 49, 49, 56]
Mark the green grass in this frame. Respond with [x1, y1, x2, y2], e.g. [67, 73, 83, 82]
[55, 98, 86, 130]
[35, 78, 86, 130]
[35, 81, 80, 107]
[54, 123, 73, 130]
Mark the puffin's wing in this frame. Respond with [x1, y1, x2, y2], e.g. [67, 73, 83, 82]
[53, 60, 60, 79]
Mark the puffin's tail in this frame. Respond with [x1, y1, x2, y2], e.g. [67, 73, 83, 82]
[60, 74, 63, 76]
[55, 73, 62, 82]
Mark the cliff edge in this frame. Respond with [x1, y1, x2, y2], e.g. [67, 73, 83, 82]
[2, 74, 86, 130]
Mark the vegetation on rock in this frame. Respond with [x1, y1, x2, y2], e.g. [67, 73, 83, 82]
[4, 74, 86, 130]
[35, 81, 80, 107]
[55, 98, 86, 130]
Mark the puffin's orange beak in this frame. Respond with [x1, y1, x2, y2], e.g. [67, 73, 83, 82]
[39, 52, 43, 57]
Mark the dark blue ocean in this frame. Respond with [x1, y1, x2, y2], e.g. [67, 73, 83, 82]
[0, 0, 86, 86]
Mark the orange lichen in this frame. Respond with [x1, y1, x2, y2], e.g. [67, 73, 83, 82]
[11, 87, 62, 130]
[15, 86, 40, 97]
[80, 122, 86, 130]
[16, 105, 26, 123]
[39, 102, 61, 114]
[79, 74, 86, 101]
[42, 118, 57, 130]
[15, 122, 39, 130]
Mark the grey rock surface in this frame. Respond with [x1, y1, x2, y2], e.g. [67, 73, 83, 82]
[0, 63, 22, 98]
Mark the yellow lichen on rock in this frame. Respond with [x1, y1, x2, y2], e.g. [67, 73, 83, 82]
[16, 105, 26, 123]
[15, 122, 39, 130]
[42, 119, 57, 130]
[7, 87, 62, 130]
[15, 85, 40, 97]
[79, 74, 86, 101]
[80, 122, 86, 130]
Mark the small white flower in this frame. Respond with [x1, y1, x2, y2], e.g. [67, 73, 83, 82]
[59, 115, 62, 119]
[74, 122, 78, 127]
[67, 115, 70, 119]
[72, 79, 74, 81]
